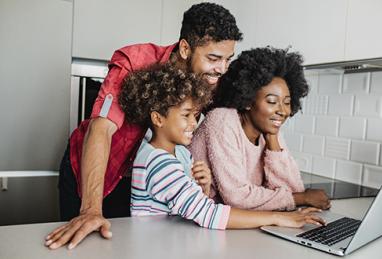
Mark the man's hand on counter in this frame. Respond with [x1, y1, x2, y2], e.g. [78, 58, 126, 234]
[293, 189, 331, 210]
[45, 211, 112, 250]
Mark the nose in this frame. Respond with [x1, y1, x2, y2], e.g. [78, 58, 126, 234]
[215, 60, 228, 75]
[276, 103, 288, 117]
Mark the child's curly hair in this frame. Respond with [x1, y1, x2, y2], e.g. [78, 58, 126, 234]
[119, 64, 212, 127]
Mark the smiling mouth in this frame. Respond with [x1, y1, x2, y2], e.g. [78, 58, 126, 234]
[204, 74, 220, 85]
[184, 131, 193, 138]
[270, 119, 283, 127]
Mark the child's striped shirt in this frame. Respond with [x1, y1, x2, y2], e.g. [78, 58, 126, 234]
[131, 141, 230, 230]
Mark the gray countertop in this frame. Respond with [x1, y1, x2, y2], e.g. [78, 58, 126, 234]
[301, 172, 379, 199]
[0, 197, 380, 259]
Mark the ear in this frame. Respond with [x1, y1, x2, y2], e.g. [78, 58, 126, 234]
[178, 39, 191, 60]
[150, 111, 165, 128]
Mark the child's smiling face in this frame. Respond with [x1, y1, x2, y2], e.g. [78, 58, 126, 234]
[157, 98, 199, 148]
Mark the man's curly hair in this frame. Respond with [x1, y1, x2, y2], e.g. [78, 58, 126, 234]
[119, 64, 212, 127]
[213, 47, 309, 116]
[180, 2, 243, 48]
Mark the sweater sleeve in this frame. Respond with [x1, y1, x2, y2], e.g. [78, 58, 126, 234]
[146, 152, 230, 229]
[263, 134, 305, 193]
[204, 113, 296, 211]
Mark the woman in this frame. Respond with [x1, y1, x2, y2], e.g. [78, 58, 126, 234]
[189, 47, 330, 211]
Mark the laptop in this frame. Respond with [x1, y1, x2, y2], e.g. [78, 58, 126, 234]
[261, 185, 382, 256]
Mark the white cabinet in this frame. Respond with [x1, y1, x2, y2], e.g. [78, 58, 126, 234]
[72, 0, 162, 60]
[71, 0, 382, 63]
[0, 0, 72, 170]
[252, 0, 348, 65]
[345, 0, 382, 60]
[245, 0, 382, 64]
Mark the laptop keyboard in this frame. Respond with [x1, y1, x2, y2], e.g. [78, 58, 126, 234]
[296, 217, 361, 246]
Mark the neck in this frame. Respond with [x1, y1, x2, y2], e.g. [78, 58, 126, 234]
[239, 112, 261, 145]
[150, 133, 176, 156]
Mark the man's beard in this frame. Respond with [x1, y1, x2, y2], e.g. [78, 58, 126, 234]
[187, 55, 221, 85]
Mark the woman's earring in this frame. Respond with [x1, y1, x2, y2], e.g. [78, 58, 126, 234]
[245, 107, 251, 111]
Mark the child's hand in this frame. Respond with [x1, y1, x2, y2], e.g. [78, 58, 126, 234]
[275, 207, 326, 228]
[192, 161, 212, 196]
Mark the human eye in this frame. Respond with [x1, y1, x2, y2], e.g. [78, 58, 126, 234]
[208, 57, 218, 62]
[207, 55, 219, 62]
[193, 110, 200, 119]
[181, 112, 190, 118]
[266, 98, 277, 104]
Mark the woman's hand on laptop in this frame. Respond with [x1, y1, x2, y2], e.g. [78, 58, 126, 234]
[275, 207, 326, 228]
[293, 189, 331, 210]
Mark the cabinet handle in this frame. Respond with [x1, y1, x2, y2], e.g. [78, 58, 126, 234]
[1, 177, 8, 191]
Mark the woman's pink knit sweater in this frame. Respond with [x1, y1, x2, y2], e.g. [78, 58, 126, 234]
[189, 108, 305, 211]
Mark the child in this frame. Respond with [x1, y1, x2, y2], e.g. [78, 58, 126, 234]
[119, 64, 325, 230]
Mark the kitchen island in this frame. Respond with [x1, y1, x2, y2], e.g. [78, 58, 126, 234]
[0, 197, 380, 259]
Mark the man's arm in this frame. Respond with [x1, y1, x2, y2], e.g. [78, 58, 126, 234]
[45, 117, 117, 250]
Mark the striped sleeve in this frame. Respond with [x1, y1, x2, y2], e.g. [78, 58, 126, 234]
[146, 151, 230, 230]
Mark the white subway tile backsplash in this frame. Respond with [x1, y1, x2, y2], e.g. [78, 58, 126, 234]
[302, 135, 324, 155]
[305, 74, 319, 94]
[350, 140, 380, 165]
[366, 118, 382, 141]
[339, 117, 366, 139]
[315, 116, 338, 136]
[283, 133, 302, 152]
[318, 73, 342, 94]
[327, 95, 354, 116]
[312, 156, 335, 178]
[362, 165, 382, 188]
[303, 96, 328, 115]
[282, 117, 295, 132]
[335, 160, 363, 184]
[342, 73, 369, 94]
[370, 71, 382, 94]
[291, 151, 312, 172]
[294, 115, 315, 134]
[325, 137, 350, 159]
[291, 70, 381, 184]
[354, 95, 382, 117]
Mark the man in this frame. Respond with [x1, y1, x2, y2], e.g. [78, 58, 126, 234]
[45, 2, 242, 250]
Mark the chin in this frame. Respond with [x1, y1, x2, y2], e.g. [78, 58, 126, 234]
[264, 127, 280, 135]
[179, 139, 192, 146]
[205, 81, 217, 89]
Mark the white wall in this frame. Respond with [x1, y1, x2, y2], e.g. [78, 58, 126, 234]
[0, 0, 72, 171]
